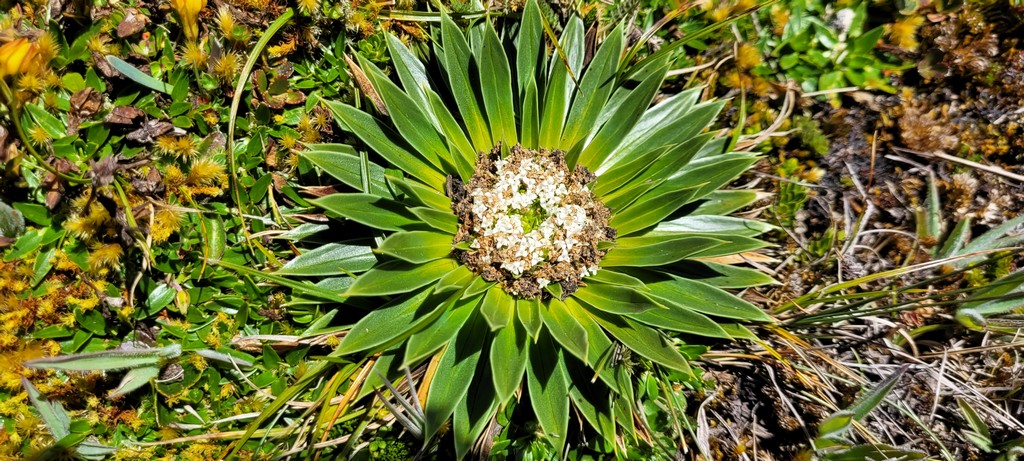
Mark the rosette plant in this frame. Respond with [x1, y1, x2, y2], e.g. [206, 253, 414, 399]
[285, 1, 774, 456]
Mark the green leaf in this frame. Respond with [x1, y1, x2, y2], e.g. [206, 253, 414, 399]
[527, 333, 571, 451]
[539, 16, 584, 149]
[404, 292, 478, 364]
[490, 320, 530, 404]
[454, 361, 500, 460]
[849, 365, 908, 420]
[300, 145, 392, 198]
[627, 300, 731, 339]
[691, 190, 762, 216]
[480, 21, 516, 146]
[425, 88, 476, 180]
[517, 296, 543, 339]
[541, 298, 589, 364]
[480, 286, 515, 331]
[24, 344, 181, 372]
[337, 288, 442, 354]
[424, 311, 487, 441]
[312, 193, 420, 232]
[436, 265, 475, 293]
[386, 174, 451, 211]
[516, 0, 544, 97]
[560, 24, 623, 150]
[572, 63, 666, 169]
[22, 378, 71, 440]
[602, 234, 726, 267]
[594, 133, 714, 197]
[276, 243, 377, 276]
[521, 78, 540, 149]
[385, 33, 434, 119]
[562, 298, 617, 387]
[608, 186, 700, 236]
[105, 55, 174, 94]
[347, 258, 457, 296]
[637, 271, 773, 322]
[584, 269, 648, 290]
[357, 54, 450, 172]
[668, 260, 777, 288]
[410, 206, 459, 234]
[377, 231, 454, 264]
[24, 103, 65, 139]
[655, 215, 775, 237]
[440, 12, 491, 151]
[109, 366, 160, 398]
[0, 201, 25, 237]
[573, 283, 659, 315]
[587, 308, 693, 373]
[324, 100, 446, 189]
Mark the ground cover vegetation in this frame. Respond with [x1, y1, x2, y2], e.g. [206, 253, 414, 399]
[0, 0, 1022, 458]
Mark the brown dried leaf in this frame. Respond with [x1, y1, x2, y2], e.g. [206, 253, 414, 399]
[105, 106, 145, 125]
[126, 120, 174, 143]
[117, 9, 149, 38]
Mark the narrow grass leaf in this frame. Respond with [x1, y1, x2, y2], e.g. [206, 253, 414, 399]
[105, 56, 174, 94]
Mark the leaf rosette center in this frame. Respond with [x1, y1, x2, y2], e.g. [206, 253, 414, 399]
[449, 144, 615, 299]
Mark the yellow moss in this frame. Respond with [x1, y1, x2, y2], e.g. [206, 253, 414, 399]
[189, 353, 208, 371]
[181, 40, 209, 69]
[151, 209, 182, 243]
[212, 52, 240, 82]
[888, 15, 924, 51]
[27, 123, 50, 146]
[88, 243, 123, 273]
[735, 43, 761, 70]
[219, 382, 235, 399]
[66, 293, 100, 311]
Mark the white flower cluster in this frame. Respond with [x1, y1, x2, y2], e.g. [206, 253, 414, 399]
[469, 154, 594, 285]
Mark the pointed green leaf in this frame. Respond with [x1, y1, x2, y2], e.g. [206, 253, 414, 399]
[410, 206, 459, 234]
[516, 0, 544, 96]
[602, 234, 726, 267]
[357, 54, 451, 172]
[539, 16, 584, 148]
[521, 78, 540, 149]
[560, 24, 624, 150]
[587, 309, 692, 373]
[377, 231, 454, 264]
[300, 146, 393, 198]
[275, 243, 377, 276]
[109, 366, 160, 398]
[424, 311, 487, 441]
[572, 283, 660, 315]
[347, 258, 457, 296]
[668, 260, 777, 288]
[324, 100, 446, 189]
[655, 215, 775, 237]
[24, 344, 180, 372]
[440, 12, 491, 151]
[627, 301, 731, 339]
[425, 88, 476, 180]
[635, 271, 774, 322]
[404, 292, 479, 365]
[527, 333, 570, 451]
[572, 64, 665, 169]
[386, 33, 434, 121]
[608, 186, 700, 236]
[491, 320, 530, 404]
[23, 378, 71, 440]
[481, 286, 515, 331]
[387, 174, 451, 211]
[540, 298, 588, 364]
[312, 193, 420, 232]
[338, 288, 441, 354]
[480, 21, 516, 146]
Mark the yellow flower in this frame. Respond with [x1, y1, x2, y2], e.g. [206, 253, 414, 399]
[0, 38, 40, 79]
[171, 0, 208, 41]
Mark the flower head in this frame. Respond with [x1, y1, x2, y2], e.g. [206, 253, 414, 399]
[171, 0, 207, 41]
[0, 38, 40, 79]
